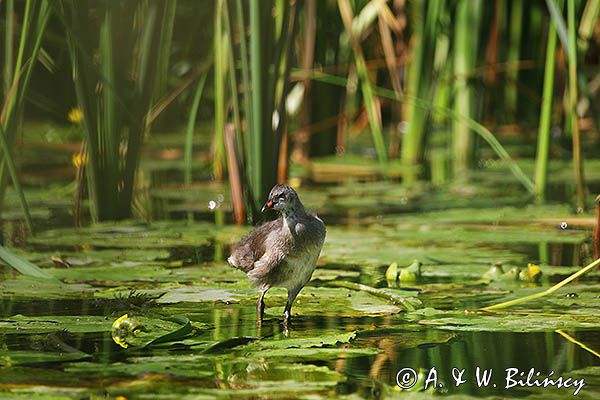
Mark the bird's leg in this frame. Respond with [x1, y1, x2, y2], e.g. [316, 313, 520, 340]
[256, 289, 267, 326]
[283, 288, 301, 327]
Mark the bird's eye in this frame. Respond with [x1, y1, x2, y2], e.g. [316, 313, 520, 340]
[278, 194, 286, 200]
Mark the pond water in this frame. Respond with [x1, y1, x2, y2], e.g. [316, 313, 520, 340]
[0, 175, 599, 398]
[0, 293, 598, 398]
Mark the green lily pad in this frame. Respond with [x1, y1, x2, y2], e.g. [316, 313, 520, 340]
[229, 329, 379, 361]
[244, 346, 379, 360]
[0, 315, 113, 334]
[322, 227, 526, 268]
[263, 287, 407, 317]
[169, 263, 250, 285]
[385, 225, 587, 245]
[409, 308, 600, 332]
[154, 285, 255, 303]
[12, 247, 170, 268]
[0, 276, 95, 300]
[543, 285, 600, 311]
[26, 220, 235, 249]
[377, 204, 581, 226]
[311, 267, 361, 281]
[245, 330, 357, 351]
[46, 264, 174, 283]
[64, 358, 214, 379]
[0, 350, 91, 366]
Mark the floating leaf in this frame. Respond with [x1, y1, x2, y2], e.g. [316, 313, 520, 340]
[262, 287, 411, 317]
[0, 350, 91, 366]
[243, 330, 357, 352]
[0, 315, 112, 335]
[412, 310, 600, 332]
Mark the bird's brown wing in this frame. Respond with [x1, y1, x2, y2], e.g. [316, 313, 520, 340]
[228, 218, 282, 272]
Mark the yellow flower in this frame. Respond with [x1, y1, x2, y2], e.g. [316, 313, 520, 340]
[111, 314, 133, 349]
[67, 107, 83, 124]
[72, 151, 87, 168]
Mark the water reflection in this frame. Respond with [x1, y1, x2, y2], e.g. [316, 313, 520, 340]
[173, 302, 600, 397]
[0, 288, 598, 397]
[351, 330, 598, 396]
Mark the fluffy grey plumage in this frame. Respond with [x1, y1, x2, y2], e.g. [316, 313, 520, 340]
[228, 184, 326, 325]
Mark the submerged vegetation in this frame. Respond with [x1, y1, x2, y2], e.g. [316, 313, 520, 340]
[0, 0, 600, 398]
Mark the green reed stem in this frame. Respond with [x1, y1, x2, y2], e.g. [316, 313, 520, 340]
[452, 0, 480, 181]
[0, 125, 32, 233]
[223, 2, 244, 163]
[534, 1, 561, 204]
[298, 70, 535, 193]
[505, 0, 523, 117]
[184, 73, 207, 186]
[567, 0, 586, 211]
[214, 0, 227, 181]
[338, 0, 387, 169]
[234, 0, 253, 172]
[3, 0, 14, 97]
[249, 0, 264, 204]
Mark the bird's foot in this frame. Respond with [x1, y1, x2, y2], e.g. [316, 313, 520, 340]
[283, 309, 291, 326]
[281, 310, 291, 336]
[256, 291, 266, 327]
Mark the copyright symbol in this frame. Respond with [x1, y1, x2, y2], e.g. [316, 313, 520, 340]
[396, 367, 418, 389]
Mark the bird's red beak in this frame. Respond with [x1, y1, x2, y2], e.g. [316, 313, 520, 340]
[261, 200, 274, 213]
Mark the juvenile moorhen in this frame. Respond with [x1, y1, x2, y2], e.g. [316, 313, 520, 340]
[228, 184, 326, 326]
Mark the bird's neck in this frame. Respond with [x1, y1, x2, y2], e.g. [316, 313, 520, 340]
[281, 203, 307, 227]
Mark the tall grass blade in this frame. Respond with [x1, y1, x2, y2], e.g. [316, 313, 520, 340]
[0, 0, 50, 229]
[249, 0, 268, 204]
[0, 244, 54, 279]
[400, 0, 442, 184]
[273, 1, 298, 174]
[184, 73, 208, 186]
[247, 0, 280, 206]
[505, 0, 523, 117]
[214, 0, 227, 182]
[534, 0, 562, 204]
[338, 0, 387, 169]
[223, 2, 243, 162]
[9, 0, 33, 119]
[452, 0, 481, 181]
[99, 5, 118, 219]
[579, 0, 600, 40]
[567, 0, 586, 211]
[545, 0, 569, 53]
[3, 0, 14, 97]
[59, 0, 175, 220]
[298, 70, 535, 193]
[234, 0, 253, 172]
[153, 1, 177, 108]
[0, 125, 33, 233]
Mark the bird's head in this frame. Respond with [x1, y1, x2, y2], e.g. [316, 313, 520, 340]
[261, 184, 302, 214]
